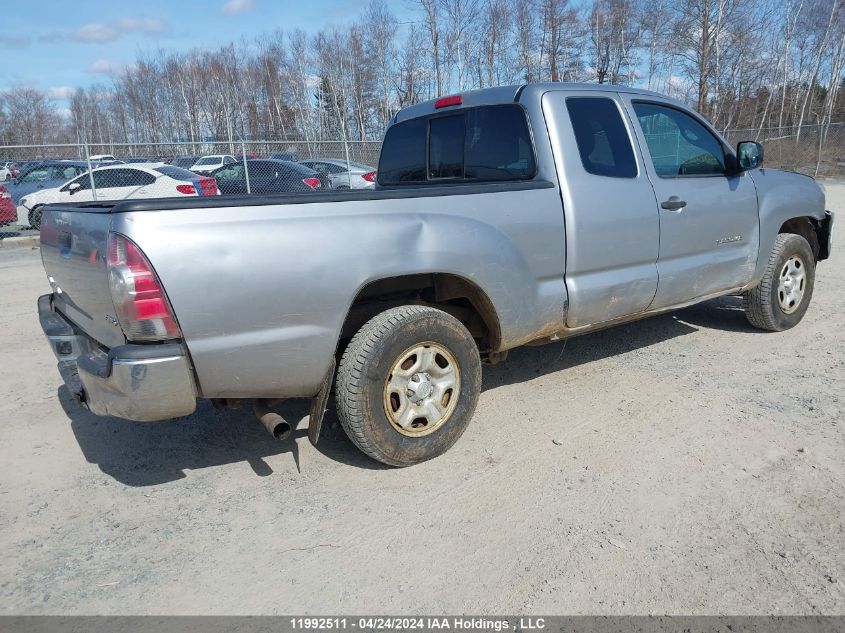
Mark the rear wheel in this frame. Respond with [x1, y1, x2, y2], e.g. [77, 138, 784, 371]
[743, 233, 815, 331]
[335, 305, 482, 467]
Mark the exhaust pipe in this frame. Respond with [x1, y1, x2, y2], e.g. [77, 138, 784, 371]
[254, 399, 292, 441]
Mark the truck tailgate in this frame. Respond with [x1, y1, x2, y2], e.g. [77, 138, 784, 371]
[40, 205, 126, 349]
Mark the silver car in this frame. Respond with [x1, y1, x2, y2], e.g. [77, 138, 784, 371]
[299, 158, 376, 189]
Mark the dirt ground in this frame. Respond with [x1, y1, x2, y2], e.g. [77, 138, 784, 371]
[1, 184, 844, 615]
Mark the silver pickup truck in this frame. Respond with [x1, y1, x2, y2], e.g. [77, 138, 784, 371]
[38, 83, 833, 466]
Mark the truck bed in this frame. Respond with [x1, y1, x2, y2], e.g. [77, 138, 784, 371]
[49, 180, 555, 214]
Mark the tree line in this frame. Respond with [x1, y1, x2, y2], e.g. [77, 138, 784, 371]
[1, 0, 844, 149]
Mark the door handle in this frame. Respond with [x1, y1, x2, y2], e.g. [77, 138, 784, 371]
[661, 196, 687, 211]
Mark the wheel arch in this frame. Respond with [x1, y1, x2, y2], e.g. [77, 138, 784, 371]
[339, 272, 503, 354]
[779, 216, 821, 261]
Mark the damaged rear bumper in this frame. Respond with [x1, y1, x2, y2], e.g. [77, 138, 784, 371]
[38, 294, 197, 421]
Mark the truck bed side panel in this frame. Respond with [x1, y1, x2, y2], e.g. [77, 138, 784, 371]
[114, 185, 567, 398]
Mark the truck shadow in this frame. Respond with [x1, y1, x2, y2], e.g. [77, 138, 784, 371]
[483, 311, 700, 390]
[61, 299, 750, 485]
[60, 389, 388, 487]
[672, 295, 761, 333]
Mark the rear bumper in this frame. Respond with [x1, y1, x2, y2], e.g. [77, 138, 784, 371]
[38, 294, 197, 421]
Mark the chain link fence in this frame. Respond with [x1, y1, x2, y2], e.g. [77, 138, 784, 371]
[721, 122, 845, 178]
[1, 123, 842, 235]
[0, 141, 381, 232]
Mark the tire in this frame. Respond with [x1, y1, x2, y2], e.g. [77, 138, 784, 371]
[336, 305, 482, 467]
[28, 206, 43, 231]
[743, 233, 815, 331]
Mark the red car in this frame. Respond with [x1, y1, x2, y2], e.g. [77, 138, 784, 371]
[0, 185, 16, 226]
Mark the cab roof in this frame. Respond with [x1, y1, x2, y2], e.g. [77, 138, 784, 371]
[392, 82, 686, 124]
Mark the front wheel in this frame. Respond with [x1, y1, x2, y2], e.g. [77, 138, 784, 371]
[743, 233, 816, 331]
[28, 206, 43, 231]
[335, 305, 482, 466]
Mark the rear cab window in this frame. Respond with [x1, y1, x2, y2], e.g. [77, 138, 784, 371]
[377, 104, 536, 186]
[566, 97, 637, 178]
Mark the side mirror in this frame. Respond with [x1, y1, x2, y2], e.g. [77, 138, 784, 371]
[67, 182, 82, 195]
[736, 141, 764, 171]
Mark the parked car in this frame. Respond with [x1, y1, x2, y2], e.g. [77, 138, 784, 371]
[190, 154, 237, 174]
[20, 163, 218, 229]
[6, 161, 90, 226]
[209, 159, 323, 194]
[89, 154, 117, 162]
[299, 158, 376, 190]
[170, 156, 199, 169]
[37, 83, 832, 467]
[0, 185, 16, 225]
[0, 162, 14, 181]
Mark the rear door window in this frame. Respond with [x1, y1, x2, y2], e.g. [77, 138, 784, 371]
[566, 97, 637, 178]
[94, 169, 155, 189]
[378, 104, 536, 186]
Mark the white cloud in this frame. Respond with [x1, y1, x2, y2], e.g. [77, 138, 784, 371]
[47, 17, 166, 43]
[72, 23, 120, 43]
[88, 59, 121, 74]
[116, 17, 165, 32]
[47, 86, 75, 100]
[222, 0, 254, 15]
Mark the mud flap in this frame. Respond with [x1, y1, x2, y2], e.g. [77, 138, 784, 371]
[308, 359, 336, 446]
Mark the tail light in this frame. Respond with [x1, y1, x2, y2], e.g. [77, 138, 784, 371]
[199, 178, 217, 196]
[362, 171, 376, 183]
[0, 186, 9, 199]
[107, 233, 180, 341]
[178, 179, 218, 195]
[302, 177, 321, 190]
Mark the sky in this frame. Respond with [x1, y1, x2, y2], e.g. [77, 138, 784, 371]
[0, 0, 415, 108]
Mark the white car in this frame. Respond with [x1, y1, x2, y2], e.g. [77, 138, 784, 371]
[0, 163, 12, 181]
[190, 154, 237, 174]
[89, 154, 119, 162]
[298, 158, 376, 190]
[19, 163, 219, 229]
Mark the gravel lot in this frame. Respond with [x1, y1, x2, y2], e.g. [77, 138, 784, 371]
[1, 184, 844, 615]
